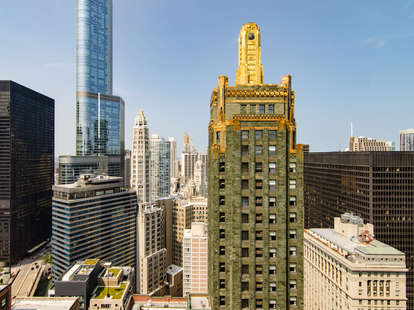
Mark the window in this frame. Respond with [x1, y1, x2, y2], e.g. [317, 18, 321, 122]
[269, 163, 276, 174]
[289, 297, 297, 306]
[269, 130, 276, 139]
[256, 196, 263, 207]
[289, 280, 297, 289]
[269, 197, 276, 207]
[219, 196, 225, 206]
[256, 265, 263, 275]
[241, 213, 249, 223]
[255, 162, 263, 173]
[219, 162, 225, 172]
[269, 248, 277, 258]
[256, 299, 263, 309]
[255, 130, 263, 139]
[289, 196, 296, 207]
[259, 104, 265, 114]
[269, 300, 277, 309]
[219, 262, 225, 272]
[256, 213, 263, 224]
[289, 230, 297, 239]
[269, 214, 276, 224]
[241, 264, 249, 274]
[269, 180, 276, 191]
[289, 263, 297, 273]
[242, 231, 249, 240]
[256, 230, 263, 240]
[250, 104, 256, 114]
[219, 212, 225, 222]
[241, 130, 249, 139]
[289, 247, 297, 256]
[241, 180, 249, 190]
[219, 279, 225, 289]
[241, 145, 249, 156]
[241, 104, 247, 114]
[219, 296, 225, 306]
[256, 145, 263, 155]
[216, 131, 221, 144]
[289, 179, 296, 189]
[269, 145, 276, 156]
[270, 282, 277, 292]
[270, 231, 276, 241]
[268, 104, 274, 114]
[242, 299, 249, 308]
[255, 248, 263, 257]
[289, 162, 297, 173]
[219, 246, 225, 255]
[242, 196, 249, 207]
[242, 248, 249, 257]
[269, 265, 276, 275]
[219, 179, 225, 189]
[241, 162, 249, 173]
[255, 179, 263, 190]
[289, 212, 297, 223]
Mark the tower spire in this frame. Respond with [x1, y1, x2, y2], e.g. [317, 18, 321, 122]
[235, 23, 264, 86]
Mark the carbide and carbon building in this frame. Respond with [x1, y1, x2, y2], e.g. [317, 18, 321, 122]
[0, 80, 54, 264]
[208, 23, 304, 309]
[52, 174, 137, 280]
[304, 151, 414, 309]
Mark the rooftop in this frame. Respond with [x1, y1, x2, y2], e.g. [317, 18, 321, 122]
[166, 264, 182, 276]
[93, 283, 128, 300]
[12, 297, 78, 310]
[60, 259, 100, 281]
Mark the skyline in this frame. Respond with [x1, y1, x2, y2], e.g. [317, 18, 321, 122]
[1, 1, 414, 156]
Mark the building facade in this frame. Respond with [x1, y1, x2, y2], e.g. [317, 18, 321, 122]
[400, 129, 414, 151]
[52, 175, 137, 280]
[124, 149, 131, 187]
[0, 80, 54, 263]
[169, 137, 178, 180]
[304, 214, 407, 309]
[149, 135, 170, 201]
[304, 151, 414, 309]
[349, 136, 395, 152]
[208, 23, 304, 310]
[183, 223, 208, 296]
[131, 110, 150, 203]
[137, 203, 167, 295]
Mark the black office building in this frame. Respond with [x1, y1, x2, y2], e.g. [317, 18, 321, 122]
[0, 81, 54, 263]
[304, 151, 414, 309]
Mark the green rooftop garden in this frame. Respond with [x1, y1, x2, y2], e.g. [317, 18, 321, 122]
[94, 283, 127, 299]
[107, 268, 121, 277]
[83, 259, 99, 265]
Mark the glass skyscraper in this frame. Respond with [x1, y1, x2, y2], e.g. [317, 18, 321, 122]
[75, 0, 123, 158]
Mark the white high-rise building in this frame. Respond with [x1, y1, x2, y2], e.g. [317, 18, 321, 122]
[194, 154, 207, 197]
[400, 129, 414, 151]
[183, 222, 208, 296]
[304, 214, 407, 310]
[131, 110, 150, 203]
[169, 137, 178, 179]
[150, 134, 170, 201]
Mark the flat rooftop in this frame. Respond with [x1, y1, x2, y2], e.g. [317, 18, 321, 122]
[93, 282, 127, 300]
[309, 228, 404, 256]
[61, 259, 100, 281]
[13, 297, 78, 310]
[166, 264, 182, 276]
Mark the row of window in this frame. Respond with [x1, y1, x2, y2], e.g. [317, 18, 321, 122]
[240, 103, 276, 115]
[242, 129, 277, 140]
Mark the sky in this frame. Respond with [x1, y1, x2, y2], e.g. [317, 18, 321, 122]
[1, 0, 414, 156]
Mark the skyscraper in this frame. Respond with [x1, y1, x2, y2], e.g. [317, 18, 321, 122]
[150, 134, 170, 201]
[400, 129, 414, 151]
[0, 81, 54, 264]
[59, 0, 124, 183]
[131, 110, 150, 203]
[208, 23, 304, 309]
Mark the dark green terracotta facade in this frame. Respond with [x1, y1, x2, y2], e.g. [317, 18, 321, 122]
[208, 75, 304, 310]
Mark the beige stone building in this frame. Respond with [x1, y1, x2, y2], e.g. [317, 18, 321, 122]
[172, 197, 208, 267]
[349, 136, 394, 152]
[304, 214, 407, 310]
[183, 223, 208, 296]
[137, 203, 167, 295]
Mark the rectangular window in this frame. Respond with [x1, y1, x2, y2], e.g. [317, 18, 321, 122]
[219, 229, 225, 238]
[289, 212, 297, 223]
[242, 299, 249, 308]
[289, 179, 296, 189]
[242, 197, 249, 207]
[219, 262, 225, 272]
[219, 246, 225, 255]
[269, 145, 276, 156]
[250, 104, 256, 114]
[219, 196, 225, 206]
[241, 213, 249, 223]
[256, 230, 263, 240]
[256, 265, 263, 275]
[269, 231, 276, 241]
[255, 196, 263, 207]
[269, 300, 277, 309]
[242, 248, 249, 257]
[259, 104, 265, 114]
[289, 264, 297, 273]
[289, 280, 297, 289]
[219, 212, 225, 222]
[255, 162, 263, 173]
[269, 282, 277, 292]
[268, 104, 274, 114]
[269, 197, 276, 207]
[219, 162, 225, 172]
[269, 130, 276, 139]
[269, 214, 276, 224]
[219, 179, 225, 189]
[256, 281, 263, 291]
[256, 145, 263, 155]
[241, 162, 249, 173]
[289, 247, 297, 256]
[255, 179, 263, 190]
[256, 213, 263, 224]
[289, 297, 297, 306]
[255, 130, 263, 139]
[241, 180, 249, 190]
[289, 196, 296, 207]
[269, 248, 277, 258]
[241, 145, 249, 156]
[289, 162, 296, 173]
[269, 163, 276, 174]
[269, 265, 276, 275]
[241, 104, 247, 114]
[242, 230, 249, 240]
[289, 230, 297, 239]
[241, 265, 249, 274]
[241, 130, 249, 139]
[255, 248, 263, 257]
[269, 180, 276, 191]
[216, 131, 221, 144]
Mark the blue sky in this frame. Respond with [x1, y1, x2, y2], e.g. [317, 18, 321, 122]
[1, 0, 414, 155]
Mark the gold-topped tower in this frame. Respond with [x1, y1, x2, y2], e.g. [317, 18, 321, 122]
[236, 22, 264, 86]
